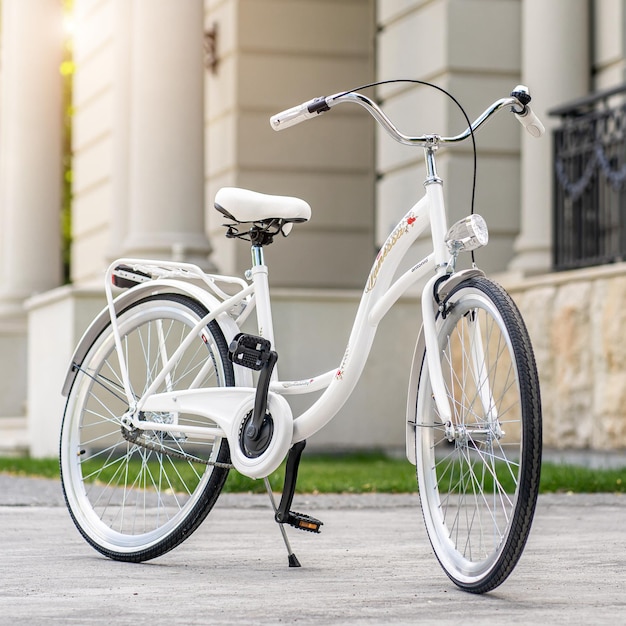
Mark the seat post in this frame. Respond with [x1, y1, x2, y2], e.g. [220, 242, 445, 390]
[251, 244, 265, 268]
[248, 242, 277, 370]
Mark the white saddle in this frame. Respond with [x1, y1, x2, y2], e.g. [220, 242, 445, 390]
[214, 187, 311, 224]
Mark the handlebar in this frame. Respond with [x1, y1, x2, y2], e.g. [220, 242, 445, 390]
[270, 84, 545, 144]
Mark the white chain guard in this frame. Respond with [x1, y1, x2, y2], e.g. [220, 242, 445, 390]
[229, 393, 293, 478]
[139, 387, 293, 479]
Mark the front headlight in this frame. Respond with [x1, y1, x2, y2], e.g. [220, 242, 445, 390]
[445, 214, 489, 253]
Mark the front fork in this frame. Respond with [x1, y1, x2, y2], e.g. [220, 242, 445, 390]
[421, 269, 502, 443]
[407, 268, 488, 464]
[421, 271, 453, 424]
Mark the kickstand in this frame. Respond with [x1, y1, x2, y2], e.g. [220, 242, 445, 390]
[263, 477, 301, 567]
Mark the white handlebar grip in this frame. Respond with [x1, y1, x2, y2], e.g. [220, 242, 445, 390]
[270, 97, 330, 131]
[515, 105, 545, 138]
[270, 102, 313, 131]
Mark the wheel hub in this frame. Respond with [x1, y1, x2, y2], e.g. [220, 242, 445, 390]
[444, 420, 504, 445]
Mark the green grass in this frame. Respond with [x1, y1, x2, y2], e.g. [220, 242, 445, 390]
[0, 457, 60, 480]
[225, 452, 417, 494]
[538, 462, 624, 494]
[1, 453, 624, 494]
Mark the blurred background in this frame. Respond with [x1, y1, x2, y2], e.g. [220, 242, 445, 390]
[0, 0, 625, 461]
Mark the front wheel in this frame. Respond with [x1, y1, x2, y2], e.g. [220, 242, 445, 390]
[415, 277, 542, 593]
[60, 293, 235, 562]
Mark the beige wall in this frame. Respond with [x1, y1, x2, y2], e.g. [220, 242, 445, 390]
[593, 0, 626, 89]
[376, 0, 522, 276]
[70, 0, 376, 288]
[205, 0, 376, 288]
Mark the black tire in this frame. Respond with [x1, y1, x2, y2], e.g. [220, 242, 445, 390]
[60, 293, 235, 562]
[415, 277, 542, 593]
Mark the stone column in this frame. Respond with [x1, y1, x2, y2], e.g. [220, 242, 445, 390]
[123, 0, 212, 266]
[107, 0, 132, 262]
[0, 0, 63, 318]
[509, 0, 589, 275]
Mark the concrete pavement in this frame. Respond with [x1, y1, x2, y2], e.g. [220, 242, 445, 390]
[0, 474, 625, 625]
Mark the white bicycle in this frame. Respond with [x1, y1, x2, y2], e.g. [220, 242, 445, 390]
[60, 80, 544, 593]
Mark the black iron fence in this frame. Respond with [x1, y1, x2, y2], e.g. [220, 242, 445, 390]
[551, 85, 626, 271]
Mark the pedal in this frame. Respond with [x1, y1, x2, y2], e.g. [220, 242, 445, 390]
[283, 511, 323, 533]
[228, 333, 272, 371]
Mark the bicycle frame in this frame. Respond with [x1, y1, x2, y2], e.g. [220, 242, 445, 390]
[97, 155, 456, 477]
[67, 86, 543, 479]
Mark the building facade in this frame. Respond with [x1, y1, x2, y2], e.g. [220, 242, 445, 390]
[1, 0, 625, 457]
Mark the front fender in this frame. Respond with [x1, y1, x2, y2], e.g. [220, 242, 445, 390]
[405, 268, 485, 464]
[62, 279, 252, 397]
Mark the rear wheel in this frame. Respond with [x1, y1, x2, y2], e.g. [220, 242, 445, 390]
[60, 293, 235, 561]
[415, 277, 541, 593]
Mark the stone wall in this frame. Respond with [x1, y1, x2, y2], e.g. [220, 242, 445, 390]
[506, 263, 626, 451]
